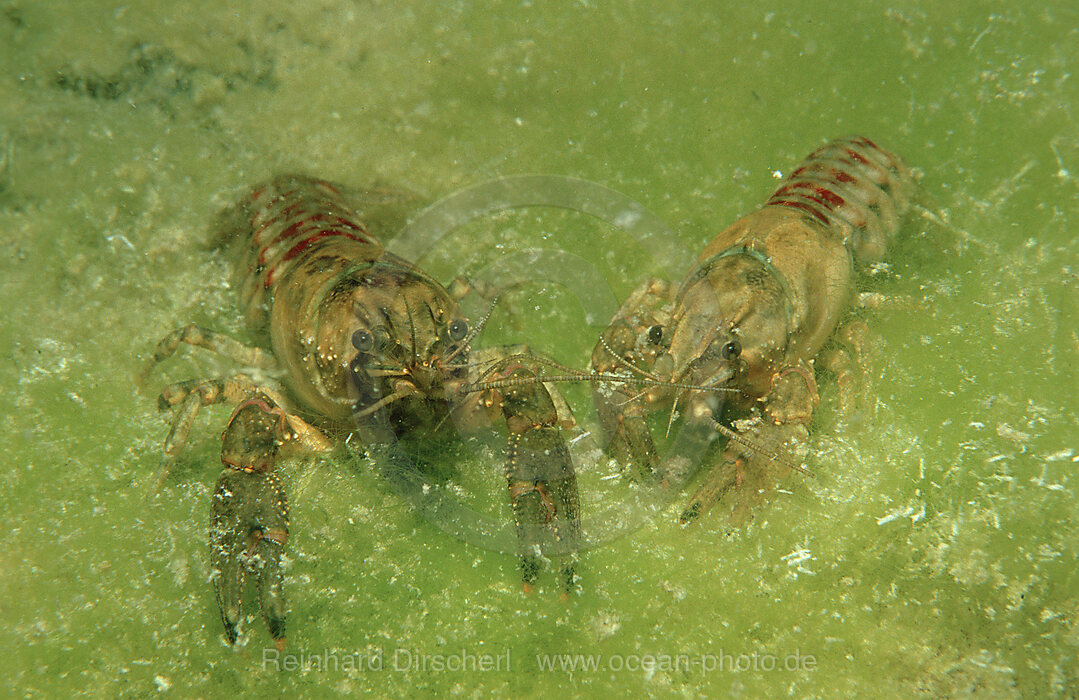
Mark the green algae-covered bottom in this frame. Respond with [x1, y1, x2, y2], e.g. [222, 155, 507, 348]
[2, 2, 1075, 697]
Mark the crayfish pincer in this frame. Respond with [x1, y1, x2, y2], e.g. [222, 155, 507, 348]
[592, 136, 915, 522]
[209, 397, 291, 650]
[140, 175, 582, 647]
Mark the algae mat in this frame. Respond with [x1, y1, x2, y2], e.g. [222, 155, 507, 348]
[2, 2, 1076, 697]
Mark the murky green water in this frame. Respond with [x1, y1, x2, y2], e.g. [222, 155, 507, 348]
[3, 1, 1077, 697]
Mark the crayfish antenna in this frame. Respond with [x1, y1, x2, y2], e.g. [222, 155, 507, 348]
[709, 419, 814, 477]
[597, 333, 662, 382]
[460, 371, 738, 397]
[353, 386, 416, 420]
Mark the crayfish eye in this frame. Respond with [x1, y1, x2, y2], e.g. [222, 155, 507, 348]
[351, 329, 374, 352]
[720, 339, 742, 361]
[448, 319, 468, 342]
[647, 325, 664, 345]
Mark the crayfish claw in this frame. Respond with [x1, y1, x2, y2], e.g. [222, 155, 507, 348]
[256, 530, 288, 649]
[209, 400, 291, 647]
[209, 483, 246, 646]
[210, 469, 290, 647]
[678, 455, 743, 525]
[500, 367, 581, 595]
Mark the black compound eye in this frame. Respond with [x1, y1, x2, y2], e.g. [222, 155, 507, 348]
[720, 339, 742, 361]
[448, 319, 468, 342]
[351, 328, 374, 352]
[647, 325, 664, 345]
